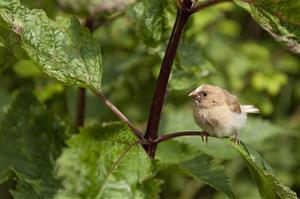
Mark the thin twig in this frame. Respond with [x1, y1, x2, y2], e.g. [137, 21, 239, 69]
[93, 91, 144, 140]
[92, 12, 125, 30]
[75, 88, 86, 131]
[75, 19, 96, 132]
[191, 0, 232, 14]
[154, 131, 204, 143]
[83, 18, 144, 140]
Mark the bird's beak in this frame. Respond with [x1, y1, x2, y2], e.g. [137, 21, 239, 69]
[188, 90, 198, 98]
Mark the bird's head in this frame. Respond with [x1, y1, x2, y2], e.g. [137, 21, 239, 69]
[188, 84, 227, 108]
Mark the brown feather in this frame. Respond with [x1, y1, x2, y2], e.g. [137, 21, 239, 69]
[223, 89, 241, 113]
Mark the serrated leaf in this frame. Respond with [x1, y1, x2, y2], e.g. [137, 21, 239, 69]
[156, 141, 236, 198]
[55, 123, 155, 199]
[0, 0, 102, 92]
[231, 141, 298, 199]
[234, 0, 300, 54]
[126, 0, 176, 48]
[0, 89, 66, 198]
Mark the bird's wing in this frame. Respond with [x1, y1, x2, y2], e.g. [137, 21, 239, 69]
[223, 90, 241, 113]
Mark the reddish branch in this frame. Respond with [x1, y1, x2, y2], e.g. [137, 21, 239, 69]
[154, 131, 204, 143]
[144, 0, 194, 158]
[144, 0, 233, 158]
[75, 88, 86, 131]
[75, 18, 95, 132]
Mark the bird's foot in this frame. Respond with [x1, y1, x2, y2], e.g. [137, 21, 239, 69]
[232, 133, 240, 145]
[201, 131, 209, 144]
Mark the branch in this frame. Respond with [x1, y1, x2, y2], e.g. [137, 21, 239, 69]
[191, 0, 232, 14]
[154, 131, 204, 143]
[144, 0, 194, 158]
[75, 18, 95, 132]
[75, 88, 86, 131]
[92, 12, 125, 30]
[93, 91, 144, 140]
[82, 18, 144, 140]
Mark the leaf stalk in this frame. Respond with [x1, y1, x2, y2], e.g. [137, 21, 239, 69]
[93, 91, 144, 140]
[75, 88, 86, 131]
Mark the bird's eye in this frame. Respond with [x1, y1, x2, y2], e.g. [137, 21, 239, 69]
[202, 92, 207, 97]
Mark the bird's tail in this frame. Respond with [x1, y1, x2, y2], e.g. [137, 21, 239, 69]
[241, 105, 260, 113]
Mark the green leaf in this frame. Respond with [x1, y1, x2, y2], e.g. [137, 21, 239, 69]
[127, 0, 213, 89]
[170, 40, 214, 91]
[234, 0, 300, 54]
[135, 178, 163, 199]
[0, 22, 27, 71]
[231, 141, 298, 199]
[181, 155, 236, 198]
[156, 141, 236, 198]
[126, 0, 176, 48]
[0, 89, 66, 198]
[0, 0, 102, 92]
[0, 41, 16, 71]
[55, 123, 155, 199]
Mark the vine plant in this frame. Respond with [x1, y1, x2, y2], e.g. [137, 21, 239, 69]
[0, 0, 299, 198]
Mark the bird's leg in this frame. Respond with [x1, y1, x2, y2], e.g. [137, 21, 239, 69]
[200, 131, 204, 142]
[200, 131, 208, 144]
[204, 132, 208, 144]
[234, 132, 240, 145]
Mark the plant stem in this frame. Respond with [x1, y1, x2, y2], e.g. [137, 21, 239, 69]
[75, 19, 95, 132]
[93, 91, 144, 140]
[144, 0, 193, 158]
[75, 88, 86, 131]
[80, 18, 143, 139]
[191, 0, 232, 14]
[154, 131, 203, 143]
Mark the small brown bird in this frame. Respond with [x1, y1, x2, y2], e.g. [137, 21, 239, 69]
[189, 84, 259, 144]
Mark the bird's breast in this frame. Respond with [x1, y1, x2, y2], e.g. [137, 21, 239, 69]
[193, 106, 246, 137]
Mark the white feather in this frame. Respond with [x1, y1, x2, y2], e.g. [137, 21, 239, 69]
[241, 105, 260, 113]
[232, 113, 247, 130]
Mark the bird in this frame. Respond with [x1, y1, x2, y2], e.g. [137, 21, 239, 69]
[189, 84, 259, 144]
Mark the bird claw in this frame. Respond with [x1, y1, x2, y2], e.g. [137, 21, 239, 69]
[234, 137, 240, 145]
[232, 133, 240, 145]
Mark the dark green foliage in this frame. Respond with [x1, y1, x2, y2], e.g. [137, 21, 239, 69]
[55, 123, 155, 199]
[0, 0, 299, 198]
[0, 90, 66, 198]
[126, 0, 176, 48]
[232, 142, 298, 199]
[157, 141, 236, 198]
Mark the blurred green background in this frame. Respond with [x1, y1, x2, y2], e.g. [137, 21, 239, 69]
[0, 0, 300, 198]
